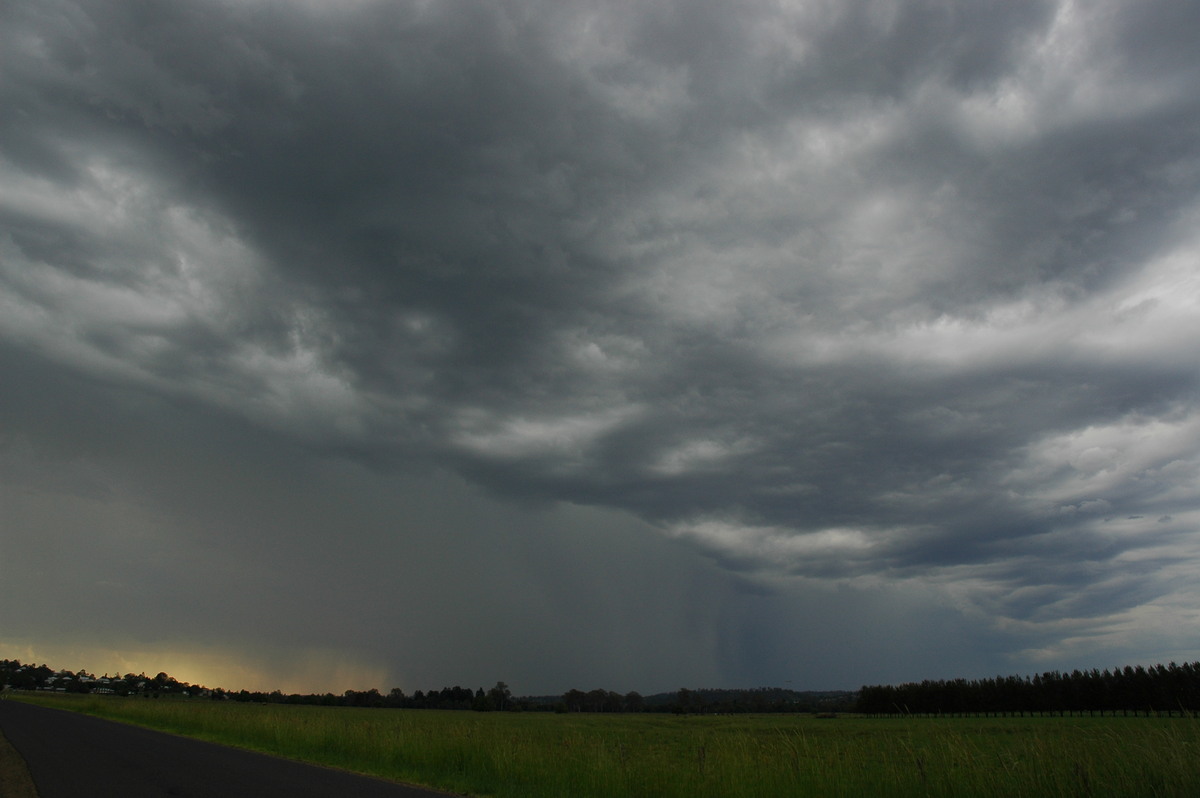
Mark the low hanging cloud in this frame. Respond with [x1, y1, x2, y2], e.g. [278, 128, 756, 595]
[2, 0, 1200, 691]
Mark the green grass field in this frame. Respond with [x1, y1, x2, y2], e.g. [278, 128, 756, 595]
[12, 693, 1200, 797]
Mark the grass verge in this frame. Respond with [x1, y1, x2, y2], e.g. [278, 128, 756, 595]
[13, 693, 1200, 797]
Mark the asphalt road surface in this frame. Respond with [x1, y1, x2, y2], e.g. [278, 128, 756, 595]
[0, 699, 458, 798]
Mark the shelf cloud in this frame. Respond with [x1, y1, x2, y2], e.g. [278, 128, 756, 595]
[3, 0, 1199, 694]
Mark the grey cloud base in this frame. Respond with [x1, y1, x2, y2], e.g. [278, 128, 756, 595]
[2, 0, 1199, 692]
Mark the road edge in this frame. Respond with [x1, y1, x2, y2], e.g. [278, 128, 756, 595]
[5, 695, 465, 797]
[0, 721, 40, 798]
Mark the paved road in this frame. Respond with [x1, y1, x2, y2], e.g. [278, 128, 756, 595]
[0, 699, 458, 798]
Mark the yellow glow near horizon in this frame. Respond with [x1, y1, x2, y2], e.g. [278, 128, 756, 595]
[0, 640, 391, 695]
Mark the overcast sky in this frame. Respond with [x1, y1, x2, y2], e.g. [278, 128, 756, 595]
[3, 0, 1199, 696]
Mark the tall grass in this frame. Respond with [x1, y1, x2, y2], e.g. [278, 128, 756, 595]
[15, 694, 1200, 797]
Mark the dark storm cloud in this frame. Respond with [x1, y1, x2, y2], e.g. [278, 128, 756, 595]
[3, 0, 1200, 688]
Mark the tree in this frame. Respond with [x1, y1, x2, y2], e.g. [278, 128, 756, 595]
[488, 681, 512, 712]
[563, 689, 586, 712]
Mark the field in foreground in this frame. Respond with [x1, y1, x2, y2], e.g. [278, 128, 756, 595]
[11, 694, 1200, 797]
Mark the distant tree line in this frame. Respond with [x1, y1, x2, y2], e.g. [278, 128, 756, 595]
[856, 662, 1200, 717]
[548, 686, 855, 714]
[558, 688, 645, 713]
[204, 682, 516, 712]
[0, 661, 519, 712]
[16, 656, 1200, 717]
[1, 658, 854, 715]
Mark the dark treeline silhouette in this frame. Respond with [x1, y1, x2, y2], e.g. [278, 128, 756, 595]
[857, 661, 1200, 717]
[16, 656, 1200, 717]
[2, 658, 854, 714]
[174, 681, 516, 712]
[547, 686, 854, 714]
[0, 660, 519, 712]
